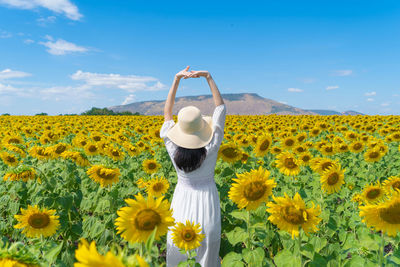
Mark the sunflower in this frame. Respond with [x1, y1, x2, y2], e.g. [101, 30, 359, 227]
[361, 182, 386, 204]
[382, 176, 400, 194]
[86, 165, 120, 187]
[142, 159, 161, 175]
[146, 176, 170, 197]
[275, 151, 301, 176]
[349, 141, 364, 153]
[364, 148, 383, 163]
[171, 220, 205, 252]
[240, 152, 249, 163]
[320, 165, 346, 194]
[3, 166, 38, 183]
[298, 151, 312, 166]
[228, 166, 276, 211]
[137, 177, 150, 189]
[253, 134, 273, 157]
[14, 205, 60, 238]
[335, 143, 349, 153]
[293, 144, 307, 154]
[49, 143, 70, 158]
[84, 141, 101, 156]
[352, 193, 363, 204]
[61, 151, 90, 167]
[266, 192, 322, 239]
[280, 136, 297, 150]
[115, 193, 175, 243]
[74, 238, 125, 267]
[311, 158, 340, 175]
[0, 151, 19, 166]
[218, 142, 242, 163]
[270, 145, 283, 155]
[106, 145, 125, 161]
[319, 144, 336, 156]
[359, 191, 400, 237]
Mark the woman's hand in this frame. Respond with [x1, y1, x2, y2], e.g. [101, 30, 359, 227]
[187, 70, 210, 79]
[175, 66, 192, 80]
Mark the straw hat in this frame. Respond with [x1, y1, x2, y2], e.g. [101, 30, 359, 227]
[166, 106, 214, 149]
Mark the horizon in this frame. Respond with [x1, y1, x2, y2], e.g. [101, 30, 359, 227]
[1, 1, 400, 115]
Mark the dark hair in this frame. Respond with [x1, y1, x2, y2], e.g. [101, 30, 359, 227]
[173, 146, 207, 173]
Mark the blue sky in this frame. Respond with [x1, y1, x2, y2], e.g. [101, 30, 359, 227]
[0, 0, 399, 115]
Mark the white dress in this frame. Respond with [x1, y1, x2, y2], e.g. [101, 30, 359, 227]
[159, 104, 227, 267]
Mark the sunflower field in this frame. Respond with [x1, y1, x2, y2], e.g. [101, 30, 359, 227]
[1, 113, 400, 267]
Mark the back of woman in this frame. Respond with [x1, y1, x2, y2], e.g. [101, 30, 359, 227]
[160, 66, 226, 267]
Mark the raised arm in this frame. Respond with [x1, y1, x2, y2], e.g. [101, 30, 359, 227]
[187, 70, 224, 107]
[164, 66, 192, 121]
[205, 73, 224, 107]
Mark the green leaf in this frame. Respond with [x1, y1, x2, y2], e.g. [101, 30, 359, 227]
[221, 252, 244, 267]
[343, 255, 366, 267]
[273, 249, 301, 267]
[230, 210, 248, 222]
[145, 226, 157, 254]
[226, 226, 248, 246]
[243, 247, 265, 267]
[309, 253, 327, 267]
[44, 242, 64, 264]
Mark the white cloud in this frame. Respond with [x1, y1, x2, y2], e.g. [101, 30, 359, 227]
[332, 70, 353, 76]
[0, 29, 12, 38]
[0, 0, 82, 20]
[278, 100, 288, 104]
[122, 94, 136, 105]
[365, 91, 376, 96]
[288, 88, 303, 92]
[381, 102, 390, 107]
[367, 98, 374, 102]
[326, 85, 339, 90]
[37, 15, 56, 26]
[70, 70, 166, 92]
[39, 37, 88, 55]
[0, 69, 32, 80]
[24, 39, 34, 44]
[393, 94, 399, 97]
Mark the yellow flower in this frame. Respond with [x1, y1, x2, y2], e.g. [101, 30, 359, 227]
[253, 134, 273, 157]
[74, 239, 125, 267]
[171, 220, 205, 252]
[0, 151, 19, 166]
[218, 142, 242, 163]
[142, 159, 161, 175]
[382, 176, 400, 194]
[275, 151, 301, 176]
[320, 165, 346, 194]
[137, 177, 150, 189]
[266, 192, 322, 239]
[280, 136, 297, 150]
[228, 166, 276, 211]
[363, 148, 383, 163]
[14, 205, 60, 238]
[361, 182, 386, 204]
[115, 193, 175, 243]
[359, 191, 400, 237]
[146, 176, 170, 197]
[86, 165, 120, 187]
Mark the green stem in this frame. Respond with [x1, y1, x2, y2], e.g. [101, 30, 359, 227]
[140, 242, 145, 257]
[380, 232, 385, 266]
[247, 210, 252, 250]
[298, 231, 303, 267]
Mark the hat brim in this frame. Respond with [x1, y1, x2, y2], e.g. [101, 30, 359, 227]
[167, 116, 214, 149]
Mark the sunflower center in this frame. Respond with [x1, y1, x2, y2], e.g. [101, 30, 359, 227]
[260, 140, 270, 151]
[9, 138, 21, 144]
[152, 182, 164, 192]
[283, 206, 305, 225]
[28, 213, 50, 229]
[369, 152, 379, 159]
[55, 146, 66, 154]
[301, 155, 310, 162]
[134, 209, 161, 231]
[89, 145, 97, 152]
[181, 229, 196, 242]
[327, 173, 339, 185]
[6, 156, 15, 162]
[96, 169, 115, 180]
[222, 148, 239, 158]
[379, 203, 400, 224]
[112, 151, 120, 156]
[284, 158, 297, 169]
[285, 139, 294, 146]
[148, 163, 157, 170]
[325, 147, 333, 152]
[354, 143, 362, 150]
[243, 181, 267, 201]
[366, 188, 381, 199]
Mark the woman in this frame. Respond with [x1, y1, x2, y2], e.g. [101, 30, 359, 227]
[160, 66, 226, 267]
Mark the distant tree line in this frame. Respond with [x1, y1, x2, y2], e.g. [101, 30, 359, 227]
[1, 107, 141, 116]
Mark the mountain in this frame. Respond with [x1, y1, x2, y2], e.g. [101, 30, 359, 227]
[107, 93, 363, 115]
